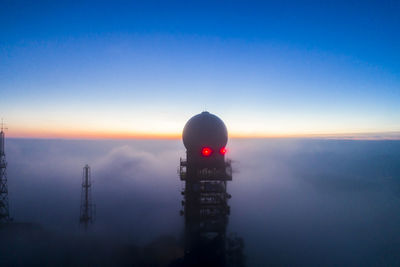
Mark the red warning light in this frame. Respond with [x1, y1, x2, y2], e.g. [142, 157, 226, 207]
[201, 147, 212, 157]
[219, 147, 227, 155]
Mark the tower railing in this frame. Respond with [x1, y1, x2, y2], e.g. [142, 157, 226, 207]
[179, 158, 232, 181]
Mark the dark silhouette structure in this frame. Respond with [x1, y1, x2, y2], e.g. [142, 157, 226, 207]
[79, 164, 95, 230]
[177, 111, 244, 266]
[0, 120, 11, 223]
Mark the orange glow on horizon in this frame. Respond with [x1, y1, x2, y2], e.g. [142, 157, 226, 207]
[5, 129, 400, 140]
[7, 129, 181, 140]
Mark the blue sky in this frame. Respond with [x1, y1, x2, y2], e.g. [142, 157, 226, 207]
[1, 1, 399, 138]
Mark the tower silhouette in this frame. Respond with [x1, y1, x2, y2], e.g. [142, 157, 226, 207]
[177, 112, 244, 266]
[0, 120, 11, 223]
[79, 164, 95, 230]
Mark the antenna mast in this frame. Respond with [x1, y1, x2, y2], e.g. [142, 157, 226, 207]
[0, 119, 11, 223]
[79, 164, 95, 230]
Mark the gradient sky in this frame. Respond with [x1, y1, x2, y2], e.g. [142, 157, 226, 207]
[1, 0, 399, 138]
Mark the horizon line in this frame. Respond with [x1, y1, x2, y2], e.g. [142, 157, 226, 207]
[4, 131, 400, 141]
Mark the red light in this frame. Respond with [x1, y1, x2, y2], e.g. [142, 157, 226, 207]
[201, 147, 212, 157]
[219, 147, 227, 155]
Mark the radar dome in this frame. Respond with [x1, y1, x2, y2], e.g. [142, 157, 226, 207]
[182, 111, 228, 151]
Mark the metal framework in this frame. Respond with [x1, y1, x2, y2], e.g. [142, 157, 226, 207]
[179, 156, 234, 265]
[79, 164, 95, 230]
[0, 120, 11, 223]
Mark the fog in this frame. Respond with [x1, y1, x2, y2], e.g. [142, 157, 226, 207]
[1, 139, 400, 266]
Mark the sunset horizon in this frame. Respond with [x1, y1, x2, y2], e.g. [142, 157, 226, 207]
[2, 2, 400, 139]
[1, 1, 400, 266]
[5, 127, 400, 140]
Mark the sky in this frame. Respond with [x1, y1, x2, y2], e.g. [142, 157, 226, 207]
[0, 0, 399, 139]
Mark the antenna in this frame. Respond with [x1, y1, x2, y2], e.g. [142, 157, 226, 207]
[79, 164, 95, 230]
[0, 120, 11, 223]
[0, 118, 7, 132]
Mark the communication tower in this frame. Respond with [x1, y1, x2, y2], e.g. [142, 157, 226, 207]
[79, 164, 95, 230]
[178, 111, 237, 266]
[0, 119, 11, 223]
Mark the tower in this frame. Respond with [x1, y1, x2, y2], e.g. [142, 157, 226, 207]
[79, 164, 95, 230]
[0, 120, 11, 223]
[179, 111, 233, 266]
